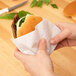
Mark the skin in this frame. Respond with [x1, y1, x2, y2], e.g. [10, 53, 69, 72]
[15, 39, 57, 76]
[15, 23, 76, 76]
[50, 23, 76, 49]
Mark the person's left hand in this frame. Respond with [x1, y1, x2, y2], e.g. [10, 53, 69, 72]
[50, 23, 76, 50]
[14, 39, 56, 76]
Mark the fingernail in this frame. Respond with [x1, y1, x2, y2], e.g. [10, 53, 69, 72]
[41, 39, 46, 44]
[50, 40, 54, 44]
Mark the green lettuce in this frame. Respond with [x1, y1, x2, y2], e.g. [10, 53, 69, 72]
[0, 10, 32, 19]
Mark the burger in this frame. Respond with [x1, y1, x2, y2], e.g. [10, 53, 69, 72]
[63, 1, 76, 22]
[11, 14, 42, 38]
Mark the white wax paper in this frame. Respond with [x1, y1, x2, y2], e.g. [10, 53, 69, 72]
[11, 18, 61, 55]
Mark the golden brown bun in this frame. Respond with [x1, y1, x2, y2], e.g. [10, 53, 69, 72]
[72, 15, 76, 22]
[17, 15, 42, 37]
[63, 1, 76, 16]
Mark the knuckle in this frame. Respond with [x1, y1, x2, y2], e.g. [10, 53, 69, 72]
[67, 29, 72, 35]
[37, 50, 46, 55]
[14, 51, 17, 57]
[54, 37, 60, 43]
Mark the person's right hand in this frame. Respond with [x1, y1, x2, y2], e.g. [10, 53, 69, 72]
[50, 23, 76, 49]
[14, 39, 57, 76]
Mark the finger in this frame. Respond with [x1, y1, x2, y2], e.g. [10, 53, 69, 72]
[50, 29, 71, 44]
[56, 23, 68, 30]
[38, 39, 47, 53]
[56, 23, 64, 30]
[68, 39, 76, 46]
[55, 43, 64, 50]
[14, 48, 25, 61]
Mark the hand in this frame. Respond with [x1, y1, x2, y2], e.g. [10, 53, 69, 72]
[50, 23, 76, 49]
[14, 39, 57, 76]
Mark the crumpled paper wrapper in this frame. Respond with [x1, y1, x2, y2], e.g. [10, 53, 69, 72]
[11, 18, 61, 55]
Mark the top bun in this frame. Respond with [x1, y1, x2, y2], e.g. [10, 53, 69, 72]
[63, 1, 76, 16]
[17, 15, 42, 37]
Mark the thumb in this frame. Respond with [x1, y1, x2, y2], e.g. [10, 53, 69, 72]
[14, 48, 25, 61]
[37, 39, 47, 54]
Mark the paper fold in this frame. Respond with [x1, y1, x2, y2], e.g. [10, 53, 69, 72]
[12, 18, 61, 55]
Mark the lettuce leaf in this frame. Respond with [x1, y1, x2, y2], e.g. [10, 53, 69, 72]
[0, 10, 32, 20]
[18, 10, 32, 18]
[30, 0, 38, 8]
[37, 0, 43, 7]
[0, 13, 17, 19]
[51, 4, 58, 8]
[30, 0, 51, 8]
[42, 0, 51, 5]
